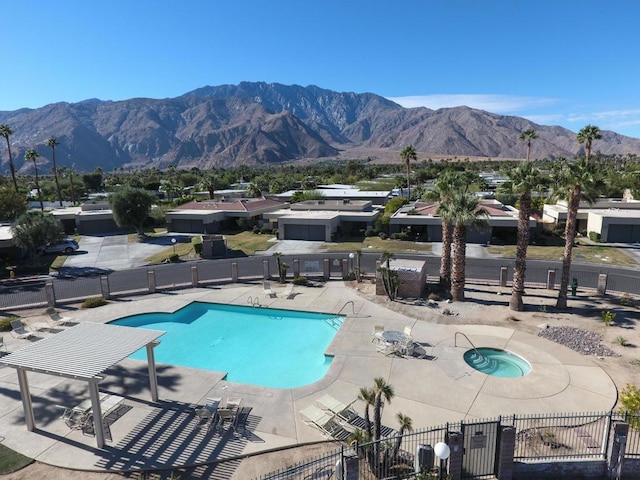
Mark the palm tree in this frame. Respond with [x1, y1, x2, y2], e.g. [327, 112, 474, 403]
[372, 377, 394, 471]
[0, 124, 19, 193]
[358, 386, 375, 440]
[25, 149, 44, 211]
[391, 412, 413, 462]
[551, 158, 602, 308]
[59, 166, 77, 206]
[519, 128, 538, 161]
[577, 125, 602, 163]
[246, 182, 262, 198]
[46, 137, 63, 207]
[429, 171, 481, 291]
[438, 193, 489, 301]
[507, 162, 546, 311]
[400, 145, 417, 200]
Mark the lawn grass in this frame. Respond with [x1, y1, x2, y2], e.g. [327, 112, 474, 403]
[225, 231, 276, 255]
[322, 237, 432, 254]
[0, 443, 32, 473]
[487, 244, 637, 266]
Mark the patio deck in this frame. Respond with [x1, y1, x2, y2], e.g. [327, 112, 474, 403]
[0, 281, 618, 477]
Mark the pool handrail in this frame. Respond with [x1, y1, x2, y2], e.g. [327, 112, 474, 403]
[454, 331, 484, 359]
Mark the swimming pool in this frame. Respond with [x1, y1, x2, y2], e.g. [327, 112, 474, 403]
[110, 302, 343, 389]
[463, 347, 531, 378]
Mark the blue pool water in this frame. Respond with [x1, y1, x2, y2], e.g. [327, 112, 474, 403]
[110, 302, 342, 389]
[463, 347, 531, 378]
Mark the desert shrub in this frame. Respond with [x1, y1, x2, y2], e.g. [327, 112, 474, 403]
[551, 222, 566, 236]
[615, 336, 628, 346]
[81, 296, 108, 309]
[292, 276, 308, 286]
[252, 226, 260, 234]
[588, 231, 601, 242]
[378, 232, 389, 240]
[620, 384, 640, 428]
[390, 232, 409, 241]
[601, 310, 616, 326]
[0, 317, 19, 331]
[191, 236, 203, 255]
[364, 228, 376, 237]
[260, 226, 272, 234]
[428, 292, 440, 301]
[272, 228, 278, 237]
[169, 253, 180, 262]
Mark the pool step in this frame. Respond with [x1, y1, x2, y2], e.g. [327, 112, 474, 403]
[324, 316, 344, 330]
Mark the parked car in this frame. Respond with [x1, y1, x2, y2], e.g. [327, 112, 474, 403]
[37, 239, 79, 255]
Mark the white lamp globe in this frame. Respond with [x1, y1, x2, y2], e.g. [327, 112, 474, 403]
[434, 442, 450, 460]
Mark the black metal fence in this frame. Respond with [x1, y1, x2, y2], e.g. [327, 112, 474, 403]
[254, 411, 640, 480]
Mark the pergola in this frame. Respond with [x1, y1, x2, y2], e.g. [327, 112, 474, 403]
[0, 322, 165, 448]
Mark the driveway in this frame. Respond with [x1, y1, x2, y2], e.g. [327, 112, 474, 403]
[61, 235, 177, 271]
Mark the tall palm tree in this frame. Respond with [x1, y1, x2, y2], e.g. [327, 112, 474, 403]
[577, 125, 602, 163]
[46, 137, 63, 207]
[507, 162, 546, 311]
[400, 145, 417, 200]
[551, 158, 602, 308]
[372, 377, 394, 470]
[519, 128, 538, 161]
[429, 171, 481, 291]
[25, 149, 43, 211]
[0, 124, 19, 193]
[438, 193, 489, 301]
[358, 386, 375, 440]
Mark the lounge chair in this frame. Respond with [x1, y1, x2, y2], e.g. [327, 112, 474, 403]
[283, 283, 295, 299]
[300, 405, 351, 440]
[404, 326, 413, 338]
[263, 281, 276, 298]
[0, 336, 5, 353]
[316, 394, 358, 422]
[47, 308, 74, 326]
[10, 320, 34, 339]
[371, 324, 384, 343]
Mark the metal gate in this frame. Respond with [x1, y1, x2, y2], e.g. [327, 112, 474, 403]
[461, 420, 500, 479]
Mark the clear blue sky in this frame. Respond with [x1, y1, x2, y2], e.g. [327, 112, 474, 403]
[4, 1, 640, 138]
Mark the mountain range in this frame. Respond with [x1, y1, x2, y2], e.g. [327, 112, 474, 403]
[1, 81, 640, 173]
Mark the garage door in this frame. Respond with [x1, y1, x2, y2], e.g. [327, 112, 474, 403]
[170, 219, 204, 233]
[607, 224, 640, 243]
[284, 224, 325, 241]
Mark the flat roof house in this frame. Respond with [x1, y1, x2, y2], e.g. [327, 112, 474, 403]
[166, 197, 284, 234]
[264, 199, 381, 242]
[390, 199, 535, 244]
[543, 197, 640, 243]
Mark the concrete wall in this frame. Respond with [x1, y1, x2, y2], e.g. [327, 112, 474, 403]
[513, 459, 607, 479]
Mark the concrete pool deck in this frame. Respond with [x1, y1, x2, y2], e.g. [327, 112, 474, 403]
[0, 281, 619, 475]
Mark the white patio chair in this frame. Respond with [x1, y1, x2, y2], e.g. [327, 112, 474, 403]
[371, 324, 384, 343]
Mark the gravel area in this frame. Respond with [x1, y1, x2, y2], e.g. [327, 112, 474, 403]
[537, 325, 619, 357]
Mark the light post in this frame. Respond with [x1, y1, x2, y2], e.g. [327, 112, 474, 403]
[349, 252, 355, 274]
[434, 442, 450, 480]
[171, 237, 177, 255]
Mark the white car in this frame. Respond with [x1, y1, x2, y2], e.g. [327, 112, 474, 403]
[37, 239, 80, 255]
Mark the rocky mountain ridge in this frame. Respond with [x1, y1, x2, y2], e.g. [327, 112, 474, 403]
[1, 81, 639, 173]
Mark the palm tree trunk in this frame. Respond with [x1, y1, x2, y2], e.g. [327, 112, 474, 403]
[52, 149, 63, 207]
[5, 141, 18, 193]
[440, 221, 453, 290]
[451, 224, 467, 301]
[556, 188, 581, 308]
[510, 194, 531, 311]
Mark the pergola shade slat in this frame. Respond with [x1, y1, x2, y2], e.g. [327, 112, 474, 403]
[0, 322, 165, 380]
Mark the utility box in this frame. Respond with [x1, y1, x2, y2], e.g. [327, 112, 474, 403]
[202, 235, 227, 258]
[376, 259, 427, 299]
